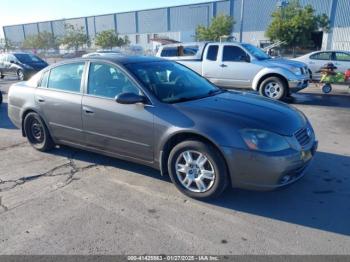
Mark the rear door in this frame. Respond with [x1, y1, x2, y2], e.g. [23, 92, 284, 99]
[35, 62, 86, 145]
[333, 52, 350, 73]
[308, 51, 333, 80]
[201, 44, 223, 86]
[219, 44, 261, 88]
[82, 61, 154, 162]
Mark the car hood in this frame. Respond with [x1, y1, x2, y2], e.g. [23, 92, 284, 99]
[256, 58, 307, 70]
[175, 91, 307, 136]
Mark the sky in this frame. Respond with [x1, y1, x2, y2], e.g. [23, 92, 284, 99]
[0, 0, 217, 37]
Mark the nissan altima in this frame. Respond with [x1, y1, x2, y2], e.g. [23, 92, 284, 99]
[7, 56, 318, 199]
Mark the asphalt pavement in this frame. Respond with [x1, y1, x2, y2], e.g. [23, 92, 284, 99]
[0, 78, 350, 255]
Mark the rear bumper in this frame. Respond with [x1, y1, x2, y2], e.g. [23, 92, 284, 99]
[221, 140, 318, 191]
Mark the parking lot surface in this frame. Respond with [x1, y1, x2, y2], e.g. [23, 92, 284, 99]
[0, 78, 350, 255]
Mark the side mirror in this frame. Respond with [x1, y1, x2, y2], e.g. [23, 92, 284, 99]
[115, 92, 146, 105]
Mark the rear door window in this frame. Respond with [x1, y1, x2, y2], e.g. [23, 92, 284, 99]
[206, 45, 219, 61]
[335, 52, 350, 61]
[47, 63, 85, 93]
[161, 47, 178, 57]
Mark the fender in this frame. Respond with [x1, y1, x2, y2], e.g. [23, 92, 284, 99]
[252, 67, 297, 91]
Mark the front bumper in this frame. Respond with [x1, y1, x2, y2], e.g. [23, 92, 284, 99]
[222, 140, 318, 191]
[288, 77, 309, 93]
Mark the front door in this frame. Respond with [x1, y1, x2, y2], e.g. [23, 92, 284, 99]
[35, 62, 85, 145]
[82, 62, 154, 162]
[219, 45, 261, 89]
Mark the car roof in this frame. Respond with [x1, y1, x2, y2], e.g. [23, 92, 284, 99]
[55, 55, 165, 67]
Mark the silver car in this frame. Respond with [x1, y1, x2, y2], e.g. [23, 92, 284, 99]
[8, 56, 318, 199]
[294, 50, 350, 80]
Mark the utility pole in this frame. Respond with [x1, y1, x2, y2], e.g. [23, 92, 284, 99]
[239, 0, 245, 42]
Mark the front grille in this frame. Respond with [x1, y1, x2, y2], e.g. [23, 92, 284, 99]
[295, 128, 311, 146]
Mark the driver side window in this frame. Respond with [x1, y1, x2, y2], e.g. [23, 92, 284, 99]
[87, 63, 140, 99]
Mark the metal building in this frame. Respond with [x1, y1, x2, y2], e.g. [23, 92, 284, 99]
[2, 0, 350, 51]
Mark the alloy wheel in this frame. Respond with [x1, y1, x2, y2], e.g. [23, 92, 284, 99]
[175, 150, 216, 193]
[264, 82, 282, 98]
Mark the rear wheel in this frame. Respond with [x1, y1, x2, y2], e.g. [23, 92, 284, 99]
[24, 112, 54, 151]
[259, 77, 287, 100]
[168, 140, 228, 200]
[17, 69, 25, 81]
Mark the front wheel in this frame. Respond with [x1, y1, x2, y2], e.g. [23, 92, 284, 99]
[17, 69, 25, 81]
[168, 140, 228, 200]
[24, 112, 54, 151]
[259, 77, 287, 100]
[322, 83, 332, 94]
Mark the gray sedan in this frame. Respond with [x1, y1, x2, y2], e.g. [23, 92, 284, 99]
[7, 56, 318, 199]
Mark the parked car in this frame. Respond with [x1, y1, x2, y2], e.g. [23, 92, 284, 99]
[0, 52, 48, 81]
[156, 42, 310, 100]
[82, 50, 124, 58]
[294, 50, 350, 81]
[8, 56, 318, 199]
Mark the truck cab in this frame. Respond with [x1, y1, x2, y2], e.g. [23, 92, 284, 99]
[157, 42, 310, 100]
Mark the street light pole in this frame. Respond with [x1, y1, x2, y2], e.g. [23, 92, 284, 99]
[239, 0, 244, 42]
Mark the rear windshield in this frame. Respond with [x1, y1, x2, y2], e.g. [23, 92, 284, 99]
[161, 45, 199, 57]
[14, 54, 44, 63]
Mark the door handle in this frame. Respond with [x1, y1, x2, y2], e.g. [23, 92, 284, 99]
[220, 64, 228, 68]
[83, 106, 94, 114]
[37, 97, 45, 103]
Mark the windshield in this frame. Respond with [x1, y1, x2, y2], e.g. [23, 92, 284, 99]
[126, 61, 222, 103]
[242, 44, 271, 60]
[14, 54, 44, 63]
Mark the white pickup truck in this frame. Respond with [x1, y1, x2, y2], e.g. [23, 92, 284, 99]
[156, 42, 310, 100]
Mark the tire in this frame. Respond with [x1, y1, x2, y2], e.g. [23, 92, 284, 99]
[23, 112, 54, 152]
[0, 91, 2, 105]
[322, 84, 332, 94]
[259, 76, 287, 100]
[168, 140, 228, 200]
[0, 71, 4, 79]
[17, 69, 25, 81]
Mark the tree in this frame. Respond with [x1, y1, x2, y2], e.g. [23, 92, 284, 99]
[195, 14, 235, 41]
[266, 0, 330, 52]
[60, 24, 89, 51]
[22, 32, 59, 50]
[95, 30, 129, 49]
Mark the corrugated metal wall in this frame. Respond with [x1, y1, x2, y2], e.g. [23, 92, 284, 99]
[94, 14, 115, 34]
[2, 0, 350, 49]
[23, 23, 38, 37]
[216, 1, 230, 16]
[170, 3, 213, 31]
[51, 20, 65, 37]
[116, 12, 136, 34]
[138, 8, 168, 33]
[4, 25, 24, 43]
[38, 22, 51, 33]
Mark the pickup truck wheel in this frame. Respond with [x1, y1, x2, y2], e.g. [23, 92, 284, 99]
[168, 140, 228, 200]
[259, 77, 287, 100]
[24, 112, 54, 152]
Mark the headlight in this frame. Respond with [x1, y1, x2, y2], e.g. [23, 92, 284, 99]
[240, 129, 290, 152]
[290, 66, 302, 76]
